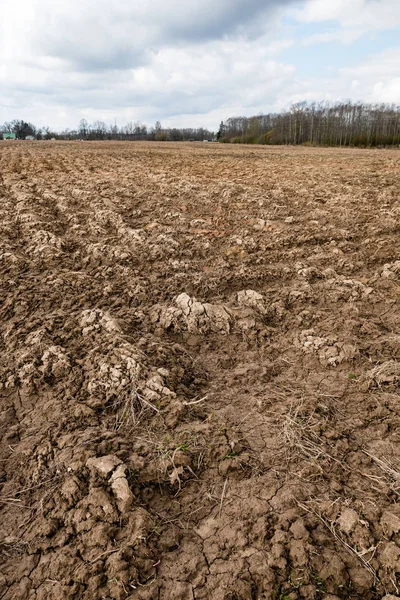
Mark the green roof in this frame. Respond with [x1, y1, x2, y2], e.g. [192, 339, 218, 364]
[3, 132, 16, 139]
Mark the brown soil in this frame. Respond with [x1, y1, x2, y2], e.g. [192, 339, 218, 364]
[1, 141, 400, 600]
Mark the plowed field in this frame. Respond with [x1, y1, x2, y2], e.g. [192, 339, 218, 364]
[1, 141, 400, 600]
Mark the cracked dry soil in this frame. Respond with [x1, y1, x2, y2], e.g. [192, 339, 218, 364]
[1, 141, 400, 600]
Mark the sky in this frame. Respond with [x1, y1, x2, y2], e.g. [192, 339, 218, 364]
[1, 0, 400, 132]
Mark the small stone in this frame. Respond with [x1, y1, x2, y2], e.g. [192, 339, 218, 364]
[290, 518, 308, 540]
[379, 542, 400, 569]
[380, 512, 400, 537]
[86, 455, 122, 477]
[186, 334, 200, 347]
[157, 368, 170, 378]
[195, 518, 218, 540]
[253, 219, 266, 231]
[337, 508, 358, 534]
[111, 465, 133, 513]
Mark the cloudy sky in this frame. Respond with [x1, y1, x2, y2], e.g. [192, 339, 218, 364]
[1, 0, 400, 131]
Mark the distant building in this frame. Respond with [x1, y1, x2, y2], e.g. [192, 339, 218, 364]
[25, 135, 35, 140]
[3, 132, 16, 140]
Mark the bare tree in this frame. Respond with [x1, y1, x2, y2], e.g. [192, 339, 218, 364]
[218, 101, 400, 147]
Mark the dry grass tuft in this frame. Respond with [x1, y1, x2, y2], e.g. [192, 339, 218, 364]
[282, 401, 344, 469]
[112, 384, 160, 431]
[363, 450, 400, 495]
[365, 360, 400, 388]
[298, 501, 379, 582]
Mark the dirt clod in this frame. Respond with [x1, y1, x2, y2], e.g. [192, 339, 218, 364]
[1, 141, 400, 599]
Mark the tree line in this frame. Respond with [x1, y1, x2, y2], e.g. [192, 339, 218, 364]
[0, 119, 215, 142]
[217, 101, 400, 147]
[3, 102, 400, 146]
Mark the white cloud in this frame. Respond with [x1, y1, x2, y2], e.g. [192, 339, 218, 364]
[5, 0, 293, 71]
[0, 34, 296, 129]
[302, 29, 364, 46]
[0, 0, 297, 129]
[0, 0, 399, 130]
[341, 46, 400, 103]
[280, 46, 400, 107]
[296, 0, 363, 23]
[297, 0, 400, 45]
[372, 79, 400, 103]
